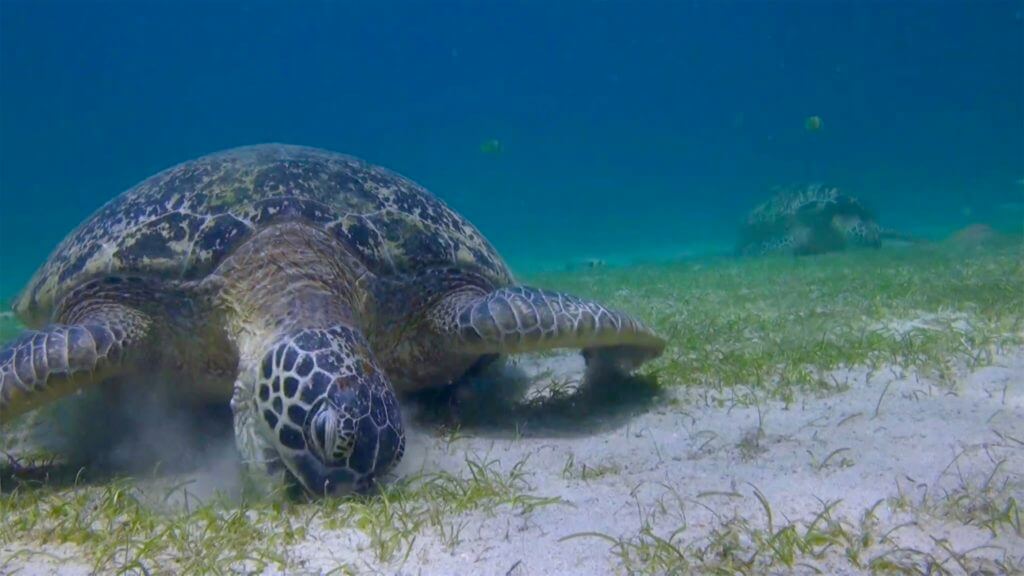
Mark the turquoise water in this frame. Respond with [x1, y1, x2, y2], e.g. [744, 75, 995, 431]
[1, 1, 1021, 301]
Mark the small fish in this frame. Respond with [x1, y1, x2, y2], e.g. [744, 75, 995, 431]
[804, 115, 823, 132]
[479, 139, 503, 154]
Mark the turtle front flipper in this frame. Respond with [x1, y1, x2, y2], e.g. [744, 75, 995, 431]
[434, 286, 665, 375]
[0, 303, 151, 419]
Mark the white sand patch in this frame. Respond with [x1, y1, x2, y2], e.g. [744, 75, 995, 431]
[3, 350, 1022, 574]
[0, 543, 92, 576]
[870, 310, 975, 338]
[293, 350, 1024, 575]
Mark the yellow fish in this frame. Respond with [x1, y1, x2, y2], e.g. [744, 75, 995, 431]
[479, 138, 503, 154]
[804, 115, 823, 131]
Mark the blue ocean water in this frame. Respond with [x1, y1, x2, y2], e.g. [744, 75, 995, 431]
[1, 1, 1021, 303]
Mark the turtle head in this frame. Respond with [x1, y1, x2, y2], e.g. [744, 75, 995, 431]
[254, 327, 405, 496]
[832, 214, 881, 248]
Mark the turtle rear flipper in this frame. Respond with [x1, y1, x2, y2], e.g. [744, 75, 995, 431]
[434, 286, 665, 375]
[0, 303, 151, 419]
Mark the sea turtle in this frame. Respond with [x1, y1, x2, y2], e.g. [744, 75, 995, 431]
[0, 144, 664, 495]
[737, 184, 908, 256]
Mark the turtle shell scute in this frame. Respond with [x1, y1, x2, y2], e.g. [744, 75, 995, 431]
[16, 144, 511, 318]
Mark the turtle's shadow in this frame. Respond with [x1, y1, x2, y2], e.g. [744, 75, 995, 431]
[406, 354, 663, 439]
[1, 389, 238, 494]
[1, 354, 662, 491]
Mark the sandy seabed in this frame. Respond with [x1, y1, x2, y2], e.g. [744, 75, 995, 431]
[5, 344, 1022, 575]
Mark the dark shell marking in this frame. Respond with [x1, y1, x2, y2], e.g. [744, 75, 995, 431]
[17, 144, 511, 319]
[738, 184, 883, 256]
[743, 184, 880, 227]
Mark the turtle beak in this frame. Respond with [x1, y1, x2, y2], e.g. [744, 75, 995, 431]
[291, 453, 364, 496]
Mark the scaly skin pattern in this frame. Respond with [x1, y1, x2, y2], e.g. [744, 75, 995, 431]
[4, 145, 665, 495]
[449, 287, 662, 354]
[197, 221, 404, 494]
[0, 278, 157, 418]
[252, 326, 403, 493]
[738, 184, 885, 256]
[15, 144, 511, 327]
[743, 184, 853, 226]
[365, 271, 666, 392]
[0, 321, 134, 416]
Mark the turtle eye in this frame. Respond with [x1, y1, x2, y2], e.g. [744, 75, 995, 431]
[305, 398, 357, 465]
[306, 398, 333, 462]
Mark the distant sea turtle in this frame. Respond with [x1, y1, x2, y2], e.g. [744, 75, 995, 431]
[737, 184, 908, 256]
[0, 145, 664, 495]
